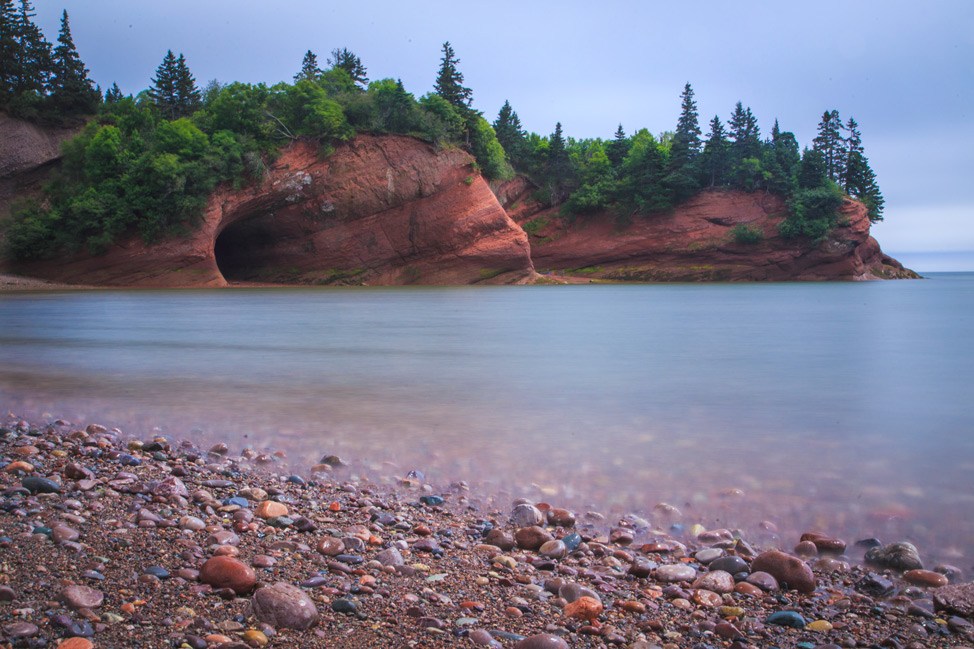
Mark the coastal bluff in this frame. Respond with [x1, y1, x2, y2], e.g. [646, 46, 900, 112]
[496, 178, 917, 282]
[1, 113, 915, 285]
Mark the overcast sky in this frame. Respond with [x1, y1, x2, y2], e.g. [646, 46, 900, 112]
[35, 0, 974, 270]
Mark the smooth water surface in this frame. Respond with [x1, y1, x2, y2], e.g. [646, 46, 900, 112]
[2, 275, 973, 563]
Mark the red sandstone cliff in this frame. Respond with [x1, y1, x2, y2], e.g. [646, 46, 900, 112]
[7, 135, 537, 287]
[494, 184, 916, 281]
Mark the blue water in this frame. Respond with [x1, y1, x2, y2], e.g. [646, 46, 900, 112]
[2, 275, 973, 562]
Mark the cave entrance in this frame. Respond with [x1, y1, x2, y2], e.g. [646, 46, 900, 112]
[213, 214, 282, 283]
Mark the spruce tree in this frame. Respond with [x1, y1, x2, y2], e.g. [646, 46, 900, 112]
[434, 41, 472, 110]
[294, 50, 321, 82]
[149, 50, 179, 119]
[11, 0, 51, 96]
[493, 100, 525, 164]
[173, 53, 201, 116]
[0, 0, 18, 99]
[671, 82, 702, 160]
[812, 109, 845, 183]
[701, 115, 728, 187]
[606, 124, 629, 168]
[104, 82, 122, 103]
[842, 117, 883, 221]
[328, 48, 368, 86]
[546, 122, 572, 203]
[49, 10, 100, 115]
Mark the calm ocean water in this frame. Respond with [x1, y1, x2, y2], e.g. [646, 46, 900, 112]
[2, 274, 973, 564]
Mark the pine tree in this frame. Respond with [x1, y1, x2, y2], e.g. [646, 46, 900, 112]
[48, 10, 100, 115]
[606, 124, 629, 168]
[294, 50, 321, 82]
[328, 47, 368, 86]
[768, 118, 800, 192]
[812, 109, 845, 183]
[728, 101, 761, 158]
[434, 41, 472, 110]
[173, 53, 201, 116]
[700, 115, 728, 187]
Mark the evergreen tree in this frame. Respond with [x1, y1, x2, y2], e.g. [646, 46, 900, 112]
[433, 41, 472, 110]
[48, 10, 100, 115]
[606, 124, 629, 168]
[148, 50, 179, 119]
[797, 147, 828, 190]
[11, 0, 51, 96]
[546, 122, 572, 203]
[664, 82, 702, 201]
[173, 53, 201, 116]
[104, 82, 123, 103]
[493, 100, 525, 164]
[328, 47, 368, 87]
[728, 101, 761, 158]
[700, 115, 728, 187]
[841, 117, 883, 221]
[0, 0, 18, 98]
[767, 118, 800, 194]
[294, 50, 321, 82]
[812, 109, 845, 183]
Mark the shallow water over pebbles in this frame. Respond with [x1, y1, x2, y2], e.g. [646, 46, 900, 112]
[2, 275, 973, 566]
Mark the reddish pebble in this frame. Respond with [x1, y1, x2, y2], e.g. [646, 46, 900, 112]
[255, 501, 288, 519]
[199, 556, 256, 594]
[751, 550, 816, 594]
[903, 569, 949, 588]
[800, 531, 847, 554]
[564, 595, 603, 622]
[57, 639, 94, 649]
[514, 633, 570, 649]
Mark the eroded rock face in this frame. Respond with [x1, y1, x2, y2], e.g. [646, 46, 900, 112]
[10, 135, 536, 287]
[515, 189, 917, 281]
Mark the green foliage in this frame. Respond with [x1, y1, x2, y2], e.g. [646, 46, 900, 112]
[730, 223, 764, 244]
[781, 182, 844, 240]
[328, 48, 368, 87]
[468, 116, 510, 180]
[265, 80, 353, 141]
[148, 50, 200, 120]
[418, 93, 465, 143]
[294, 50, 322, 83]
[434, 41, 472, 110]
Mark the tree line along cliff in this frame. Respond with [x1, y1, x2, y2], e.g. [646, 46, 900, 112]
[1, 3, 905, 284]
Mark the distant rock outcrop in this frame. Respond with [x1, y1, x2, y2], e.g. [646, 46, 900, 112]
[501, 186, 916, 281]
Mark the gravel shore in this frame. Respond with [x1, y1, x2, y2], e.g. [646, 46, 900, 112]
[1, 413, 972, 649]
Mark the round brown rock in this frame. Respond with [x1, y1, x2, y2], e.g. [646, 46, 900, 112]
[200, 556, 257, 595]
[515, 525, 553, 551]
[511, 503, 544, 529]
[800, 531, 846, 554]
[692, 569, 735, 594]
[251, 582, 319, 630]
[750, 550, 816, 594]
[61, 585, 103, 609]
[513, 633, 570, 649]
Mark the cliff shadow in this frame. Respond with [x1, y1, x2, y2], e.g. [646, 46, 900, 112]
[213, 214, 287, 283]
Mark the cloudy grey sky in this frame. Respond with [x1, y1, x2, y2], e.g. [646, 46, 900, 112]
[35, 0, 974, 270]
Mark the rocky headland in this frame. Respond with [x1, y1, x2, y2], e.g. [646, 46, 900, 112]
[0, 114, 916, 287]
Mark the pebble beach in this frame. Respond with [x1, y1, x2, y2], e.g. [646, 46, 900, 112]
[1, 414, 974, 649]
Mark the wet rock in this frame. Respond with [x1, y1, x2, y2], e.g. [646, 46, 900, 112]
[694, 548, 724, 564]
[200, 556, 257, 594]
[375, 547, 404, 566]
[856, 572, 895, 597]
[61, 585, 103, 609]
[3, 621, 38, 638]
[903, 569, 949, 588]
[484, 529, 515, 551]
[0, 585, 14, 601]
[539, 539, 568, 559]
[692, 569, 735, 594]
[252, 582, 319, 630]
[558, 582, 601, 604]
[412, 537, 441, 554]
[746, 571, 779, 591]
[766, 610, 806, 628]
[51, 523, 80, 543]
[655, 564, 697, 582]
[547, 508, 575, 528]
[513, 633, 570, 649]
[865, 541, 923, 571]
[800, 531, 847, 554]
[934, 583, 974, 617]
[316, 537, 344, 556]
[57, 639, 94, 649]
[255, 500, 289, 519]
[515, 525, 552, 551]
[331, 598, 358, 615]
[22, 475, 60, 493]
[153, 475, 189, 499]
[709, 555, 749, 575]
[750, 550, 816, 594]
[511, 504, 543, 529]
